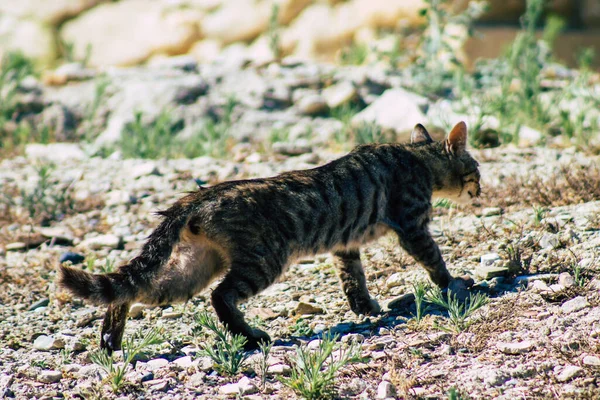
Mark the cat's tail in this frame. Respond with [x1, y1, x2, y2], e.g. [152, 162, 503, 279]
[58, 192, 203, 305]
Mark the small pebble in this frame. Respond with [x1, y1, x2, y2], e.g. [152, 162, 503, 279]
[38, 370, 62, 384]
[561, 296, 590, 314]
[376, 380, 396, 399]
[555, 365, 583, 382]
[582, 355, 600, 366]
[496, 341, 535, 355]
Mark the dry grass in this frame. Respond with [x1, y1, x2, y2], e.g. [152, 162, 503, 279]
[478, 164, 600, 210]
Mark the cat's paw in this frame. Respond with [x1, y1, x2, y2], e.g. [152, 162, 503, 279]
[352, 298, 381, 316]
[447, 275, 475, 302]
[243, 328, 272, 350]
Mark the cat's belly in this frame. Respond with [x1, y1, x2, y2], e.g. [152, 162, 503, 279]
[292, 223, 390, 259]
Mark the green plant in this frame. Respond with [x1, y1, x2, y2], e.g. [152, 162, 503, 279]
[183, 96, 237, 158]
[268, 4, 282, 60]
[433, 198, 454, 209]
[257, 341, 273, 389]
[30, 359, 48, 368]
[532, 206, 547, 226]
[573, 264, 584, 287]
[290, 317, 313, 337]
[118, 110, 180, 159]
[0, 51, 38, 153]
[60, 348, 73, 365]
[279, 335, 361, 400]
[404, 0, 486, 96]
[90, 327, 164, 393]
[85, 254, 97, 271]
[13, 163, 76, 224]
[447, 386, 468, 400]
[194, 311, 250, 376]
[268, 127, 290, 144]
[339, 42, 370, 66]
[412, 281, 430, 324]
[338, 122, 390, 146]
[426, 288, 488, 332]
[98, 258, 116, 274]
[329, 102, 362, 127]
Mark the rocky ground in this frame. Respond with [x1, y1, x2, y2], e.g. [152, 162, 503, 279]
[1, 58, 600, 399]
[1, 143, 600, 399]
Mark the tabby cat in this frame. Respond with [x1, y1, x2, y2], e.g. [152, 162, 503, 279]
[59, 121, 481, 352]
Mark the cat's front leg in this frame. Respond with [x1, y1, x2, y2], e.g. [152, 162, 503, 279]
[393, 223, 453, 288]
[334, 249, 381, 316]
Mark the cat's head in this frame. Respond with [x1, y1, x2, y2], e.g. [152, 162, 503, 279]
[411, 121, 481, 205]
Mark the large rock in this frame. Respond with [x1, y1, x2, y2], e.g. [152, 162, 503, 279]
[0, 0, 105, 26]
[202, 0, 311, 45]
[25, 143, 87, 163]
[94, 72, 208, 145]
[60, 0, 201, 67]
[0, 15, 56, 64]
[352, 88, 428, 136]
[281, 0, 425, 59]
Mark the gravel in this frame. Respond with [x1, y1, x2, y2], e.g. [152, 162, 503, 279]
[1, 61, 600, 398]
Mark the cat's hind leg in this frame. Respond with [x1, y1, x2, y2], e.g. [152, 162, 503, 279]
[335, 249, 380, 316]
[100, 303, 129, 354]
[210, 260, 277, 349]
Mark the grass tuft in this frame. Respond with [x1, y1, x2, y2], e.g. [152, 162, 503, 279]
[193, 311, 250, 376]
[90, 327, 164, 393]
[279, 335, 361, 400]
[426, 288, 488, 332]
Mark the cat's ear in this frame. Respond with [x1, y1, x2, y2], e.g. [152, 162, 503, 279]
[446, 121, 468, 155]
[411, 124, 433, 144]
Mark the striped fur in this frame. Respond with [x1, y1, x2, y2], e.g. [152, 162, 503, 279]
[58, 122, 480, 351]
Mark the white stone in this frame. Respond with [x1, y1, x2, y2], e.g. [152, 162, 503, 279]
[267, 364, 291, 375]
[561, 296, 590, 314]
[481, 207, 502, 217]
[131, 162, 160, 179]
[322, 81, 357, 108]
[297, 94, 328, 115]
[385, 272, 403, 289]
[518, 125, 543, 147]
[78, 234, 121, 250]
[583, 355, 600, 366]
[33, 335, 65, 351]
[173, 356, 195, 369]
[129, 303, 146, 319]
[219, 376, 258, 395]
[539, 233, 560, 250]
[496, 341, 535, 355]
[555, 365, 583, 382]
[352, 88, 427, 135]
[146, 358, 169, 371]
[38, 370, 62, 384]
[25, 143, 87, 163]
[376, 380, 396, 399]
[480, 253, 501, 266]
[557, 272, 575, 288]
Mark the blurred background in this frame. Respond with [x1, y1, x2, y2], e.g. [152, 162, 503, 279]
[1, 0, 599, 70]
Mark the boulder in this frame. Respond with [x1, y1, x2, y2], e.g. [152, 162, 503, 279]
[352, 88, 428, 136]
[0, 0, 105, 26]
[60, 0, 201, 67]
[0, 15, 56, 64]
[282, 0, 425, 59]
[202, 0, 311, 45]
